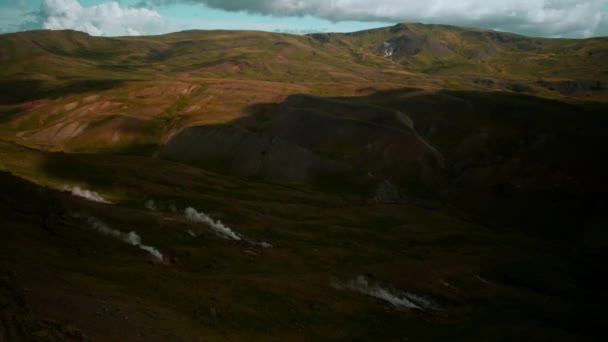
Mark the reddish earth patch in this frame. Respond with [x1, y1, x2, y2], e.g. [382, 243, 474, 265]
[29, 121, 89, 143]
[183, 105, 200, 113]
[137, 106, 164, 117]
[63, 102, 79, 111]
[197, 61, 252, 74]
[69, 101, 124, 119]
[83, 95, 100, 103]
[129, 82, 200, 103]
[67, 116, 157, 149]
[21, 99, 54, 112]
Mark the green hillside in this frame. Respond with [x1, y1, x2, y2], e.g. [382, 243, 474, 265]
[1, 23, 607, 341]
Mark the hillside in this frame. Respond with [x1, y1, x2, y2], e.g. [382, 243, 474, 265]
[1, 23, 607, 340]
[1, 25, 607, 187]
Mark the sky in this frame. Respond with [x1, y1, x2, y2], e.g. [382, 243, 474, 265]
[0, 0, 607, 38]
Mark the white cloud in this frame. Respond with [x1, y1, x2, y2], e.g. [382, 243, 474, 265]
[157, 0, 608, 38]
[40, 0, 169, 36]
[5, 0, 607, 38]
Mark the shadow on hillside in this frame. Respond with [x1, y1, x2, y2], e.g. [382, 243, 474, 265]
[0, 105, 24, 125]
[29, 86, 608, 244]
[16, 87, 608, 339]
[227, 88, 608, 239]
[0, 79, 126, 105]
[38, 152, 116, 190]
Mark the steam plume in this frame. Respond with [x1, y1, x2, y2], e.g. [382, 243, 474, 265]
[71, 212, 164, 261]
[336, 276, 438, 311]
[253, 241, 273, 248]
[184, 207, 272, 247]
[184, 207, 241, 240]
[145, 199, 157, 211]
[64, 186, 111, 204]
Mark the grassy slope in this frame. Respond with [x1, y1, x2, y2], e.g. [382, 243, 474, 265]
[344, 23, 608, 79]
[0, 140, 603, 341]
[1, 25, 607, 155]
[0, 24, 607, 340]
[0, 26, 605, 149]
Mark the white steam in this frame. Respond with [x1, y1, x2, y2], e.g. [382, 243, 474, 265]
[64, 186, 111, 204]
[184, 207, 241, 240]
[253, 241, 273, 249]
[383, 41, 394, 57]
[183, 207, 272, 248]
[71, 212, 164, 261]
[336, 276, 438, 311]
[145, 199, 157, 211]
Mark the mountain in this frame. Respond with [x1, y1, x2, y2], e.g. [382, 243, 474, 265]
[1, 24, 607, 341]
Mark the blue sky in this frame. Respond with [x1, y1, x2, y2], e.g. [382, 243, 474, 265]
[1, 0, 607, 37]
[0, 0, 393, 35]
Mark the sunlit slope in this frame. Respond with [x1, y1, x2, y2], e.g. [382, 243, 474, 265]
[0, 28, 424, 154]
[1, 24, 607, 341]
[0, 24, 607, 198]
[1, 24, 606, 151]
[343, 23, 608, 86]
[0, 29, 411, 86]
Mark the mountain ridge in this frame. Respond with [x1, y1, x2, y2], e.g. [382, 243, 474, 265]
[0, 22, 606, 205]
[1, 22, 607, 198]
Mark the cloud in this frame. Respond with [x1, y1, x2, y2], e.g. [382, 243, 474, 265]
[5, 0, 607, 38]
[37, 0, 169, 36]
[145, 0, 608, 38]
